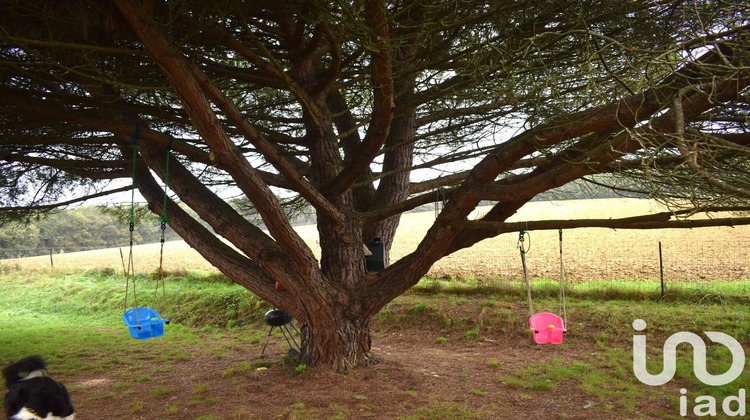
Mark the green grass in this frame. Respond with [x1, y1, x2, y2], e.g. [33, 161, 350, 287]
[408, 275, 750, 416]
[463, 327, 480, 341]
[294, 363, 308, 376]
[2, 269, 750, 419]
[410, 301, 429, 316]
[400, 401, 482, 419]
[0, 268, 270, 328]
[287, 400, 320, 419]
[411, 276, 750, 302]
[0, 269, 265, 372]
[150, 385, 176, 397]
[494, 297, 750, 413]
[487, 358, 502, 368]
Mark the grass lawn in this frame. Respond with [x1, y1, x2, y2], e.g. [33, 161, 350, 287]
[2, 269, 750, 419]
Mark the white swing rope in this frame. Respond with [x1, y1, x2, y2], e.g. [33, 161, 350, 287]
[519, 228, 569, 327]
[518, 230, 534, 318]
[558, 228, 568, 328]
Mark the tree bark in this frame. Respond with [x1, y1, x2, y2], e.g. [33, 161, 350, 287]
[363, 42, 419, 258]
[299, 305, 372, 371]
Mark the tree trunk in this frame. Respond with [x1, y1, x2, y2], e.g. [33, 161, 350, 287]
[363, 51, 418, 258]
[299, 307, 372, 371]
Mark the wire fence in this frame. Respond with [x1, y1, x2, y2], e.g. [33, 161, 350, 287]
[393, 226, 750, 285]
[0, 247, 109, 260]
[0, 241, 212, 275]
[2, 225, 749, 289]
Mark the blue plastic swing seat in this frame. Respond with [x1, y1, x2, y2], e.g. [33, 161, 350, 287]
[123, 307, 169, 340]
[529, 312, 566, 344]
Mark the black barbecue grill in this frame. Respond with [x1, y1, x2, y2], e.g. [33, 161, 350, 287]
[261, 308, 300, 357]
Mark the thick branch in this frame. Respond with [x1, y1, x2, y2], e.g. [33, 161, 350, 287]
[114, 0, 320, 277]
[133, 157, 296, 312]
[137, 143, 307, 301]
[364, 46, 750, 309]
[0, 186, 132, 213]
[190, 67, 345, 225]
[325, 0, 394, 196]
[466, 212, 750, 233]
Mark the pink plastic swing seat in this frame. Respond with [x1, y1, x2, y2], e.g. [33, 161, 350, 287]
[529, 312, 566, 344]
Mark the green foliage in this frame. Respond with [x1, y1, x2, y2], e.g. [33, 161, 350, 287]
[0, 222, 40, 249]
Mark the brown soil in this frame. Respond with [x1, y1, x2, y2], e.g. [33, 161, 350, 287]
[60, 301, 674, 420]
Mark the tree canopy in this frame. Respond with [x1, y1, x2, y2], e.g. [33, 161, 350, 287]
[1, 0, 749, 369]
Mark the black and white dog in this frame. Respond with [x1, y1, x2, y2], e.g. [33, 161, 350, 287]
[3, 356, 75, 420]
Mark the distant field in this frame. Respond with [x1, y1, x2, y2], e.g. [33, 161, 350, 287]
[403, 198, 750, 283]
[3, 198, 749, 282]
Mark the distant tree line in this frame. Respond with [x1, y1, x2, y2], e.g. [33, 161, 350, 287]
[1, 177, 635, 259]
[409, 177, 647, 214]
[0, 205, 180, 258]
[0, 198, 318, 259]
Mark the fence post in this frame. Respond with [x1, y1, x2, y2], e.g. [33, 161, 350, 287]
[49, 248, 54, 268]
[659, 242, 664, 298]
[119, 247, 127, 276]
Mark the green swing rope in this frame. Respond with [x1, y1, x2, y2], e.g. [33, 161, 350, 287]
[153, 134, 174, 317]
[123, 123, 141, 318]
[123, 126, 173, 321]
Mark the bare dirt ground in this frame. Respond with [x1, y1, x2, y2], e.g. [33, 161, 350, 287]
[60, 300, 675, 420]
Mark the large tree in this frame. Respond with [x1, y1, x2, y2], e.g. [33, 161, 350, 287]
[2, 1, 750, 369]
